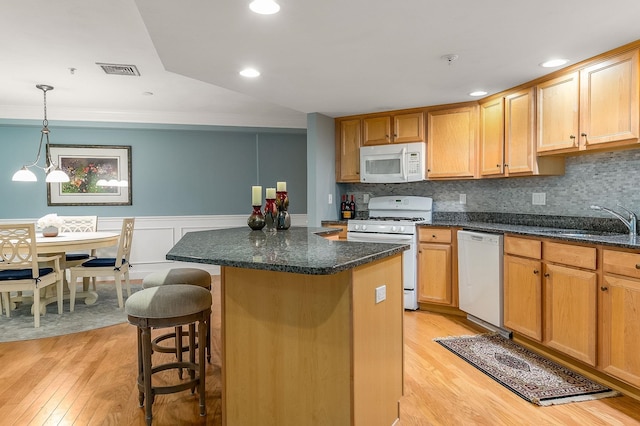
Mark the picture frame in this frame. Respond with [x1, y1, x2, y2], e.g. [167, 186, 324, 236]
[47, 144, 132, 206]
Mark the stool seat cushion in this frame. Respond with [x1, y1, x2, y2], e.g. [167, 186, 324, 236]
[125, 285, 212, 319]
[143, 268, 211, 289]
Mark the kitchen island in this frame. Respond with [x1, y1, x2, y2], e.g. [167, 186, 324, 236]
[166, 227, 408, 426]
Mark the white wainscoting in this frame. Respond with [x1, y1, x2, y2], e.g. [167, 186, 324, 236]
[1, 214, 308, 280]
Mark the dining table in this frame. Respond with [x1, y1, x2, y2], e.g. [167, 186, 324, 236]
[35, 231, 120, 311]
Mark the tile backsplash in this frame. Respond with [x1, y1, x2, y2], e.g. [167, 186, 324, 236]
[342, 149, 640, 219]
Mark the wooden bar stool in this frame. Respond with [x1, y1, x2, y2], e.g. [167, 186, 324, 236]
[142, 268, 212, 365]
[125, 284, 212, 425]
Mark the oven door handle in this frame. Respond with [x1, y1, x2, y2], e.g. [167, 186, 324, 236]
[347, 232, 414, 243]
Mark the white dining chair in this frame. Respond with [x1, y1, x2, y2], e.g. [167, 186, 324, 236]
[0, 223, 63, 327]
[68, 218, 135, 311]
[59, 216, 98, 288]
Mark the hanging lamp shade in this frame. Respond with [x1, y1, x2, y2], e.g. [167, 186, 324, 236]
[12, 84, 70, 183]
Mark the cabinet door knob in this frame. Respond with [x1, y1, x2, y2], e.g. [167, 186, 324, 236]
[601, 286, 608, 291]
[496, 164, 501, 168]
[504, 164, 509, 167]
[544, 273, 550, 277]
[581, 133, 587, 137]
[432, 235, 437, 239]
[570, 135, 576, 139]
[635, 264, 640, 269]
[533, 269, 539, 274]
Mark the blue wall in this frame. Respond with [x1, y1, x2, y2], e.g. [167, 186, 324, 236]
[0, 120, 307, 218]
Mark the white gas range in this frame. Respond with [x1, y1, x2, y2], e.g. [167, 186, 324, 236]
[347, 196, 433, 310]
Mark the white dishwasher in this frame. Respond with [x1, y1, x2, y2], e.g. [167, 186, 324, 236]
[457, 230, 504, 329]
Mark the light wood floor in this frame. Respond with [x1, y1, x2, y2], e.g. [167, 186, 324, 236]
[1, 277, 640, 425]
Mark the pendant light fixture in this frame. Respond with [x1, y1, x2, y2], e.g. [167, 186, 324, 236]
[12, 84, 70, 183]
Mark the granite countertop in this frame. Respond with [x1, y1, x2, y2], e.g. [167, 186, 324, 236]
[421, 220, 640, 249]
[166, 226, 408, 275]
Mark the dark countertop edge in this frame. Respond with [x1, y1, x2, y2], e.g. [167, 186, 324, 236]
[166, 228, 409, 275]
[419, 221, 640, 249]
[321, 220, 348, 226]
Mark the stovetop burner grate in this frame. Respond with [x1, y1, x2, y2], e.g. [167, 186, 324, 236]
[367, 216, 426, 222]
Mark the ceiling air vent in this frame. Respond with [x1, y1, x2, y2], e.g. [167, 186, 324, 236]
[96, 62, 141, 76]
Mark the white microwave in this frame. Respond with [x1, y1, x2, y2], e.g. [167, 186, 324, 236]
[360, 142, 426, 183]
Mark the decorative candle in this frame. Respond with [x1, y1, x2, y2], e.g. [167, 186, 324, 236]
[276, 181, 287, 192]
[266, 187, 276, 199]
[252, 185, 262, 206]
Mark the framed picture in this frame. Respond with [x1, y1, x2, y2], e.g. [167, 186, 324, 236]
[47, 144, 132, 206]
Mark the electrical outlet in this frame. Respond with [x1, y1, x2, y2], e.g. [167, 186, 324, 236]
[328, 194, 333, 204]
[459, 194, 467, 204]
[375, 285, 386, 304]
[363, 193, 370, 204]
[532, 193, 546, 205]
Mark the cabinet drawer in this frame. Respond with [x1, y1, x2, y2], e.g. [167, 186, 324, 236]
[419, 228, 452, 243]
[543, 241, 596, 270]
[603, 249, 640, 279]
[504, 236, 541, 259]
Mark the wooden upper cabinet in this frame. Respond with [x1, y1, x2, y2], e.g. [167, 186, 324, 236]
[363, 116, 391, 145]
[536, 72, 580, 154]
[505, 88, 565, 176]
[479, 97, 504, 177]
[394, 112, 424, 143]
[579, 49, 639, 149]
[336, 118, 361, 182]
[427, 104, 478, 179]
[363, 111, 424, 146]
[537, 48, 640, 155]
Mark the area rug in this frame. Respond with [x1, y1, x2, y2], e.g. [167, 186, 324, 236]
[434, 333, 620, 406]
[0, 283, 142, 342]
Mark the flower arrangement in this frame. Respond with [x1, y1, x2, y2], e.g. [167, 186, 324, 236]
[37, 214, 64, 230]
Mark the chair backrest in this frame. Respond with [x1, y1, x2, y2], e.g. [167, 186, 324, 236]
[59, 216, 98, 233]
[0, 223, 39, 277]
[115, 218, 135, 268]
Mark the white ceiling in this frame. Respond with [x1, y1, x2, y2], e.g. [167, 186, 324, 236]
[2, 0, 640, 130]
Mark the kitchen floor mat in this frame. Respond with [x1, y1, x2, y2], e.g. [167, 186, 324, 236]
[434, 333, 619, 406]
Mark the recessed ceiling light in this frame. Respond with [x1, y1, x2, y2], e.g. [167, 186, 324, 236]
[540, 58, 569, 68]
[249, 0, 280, 14]
[469, 91, 488, 97]
[240, 68, 261, 78]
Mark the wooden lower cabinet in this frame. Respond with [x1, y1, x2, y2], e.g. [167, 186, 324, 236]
[543, 263, 598, 366]
[418, 242, 452, 304]
[503, 254, 542, 341]
[504, 236, 598, 366]
[417, 228, 456, 307]
[600, 250, 640, 387]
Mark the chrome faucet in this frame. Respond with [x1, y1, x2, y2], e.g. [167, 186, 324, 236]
[590, 204, 638, 236]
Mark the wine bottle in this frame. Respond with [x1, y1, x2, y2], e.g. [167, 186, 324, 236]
[340, 195, 347, 220]
[342, 195, 352, 219]
[349, 195, 356, 218]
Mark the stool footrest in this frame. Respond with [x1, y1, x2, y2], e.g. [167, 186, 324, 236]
[151, 329, 200, 354]
[137, 361, 200, 396]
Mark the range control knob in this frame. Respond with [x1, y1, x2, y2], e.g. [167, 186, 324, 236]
[361, 225, 367, 231]
[398, 226, 405, 232]
[391, 226, 398, 232]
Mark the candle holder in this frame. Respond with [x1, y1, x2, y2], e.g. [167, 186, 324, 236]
[247, 205, 266, 230]
[263, 197, 277, 232]
[275, 190, 291, 230]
